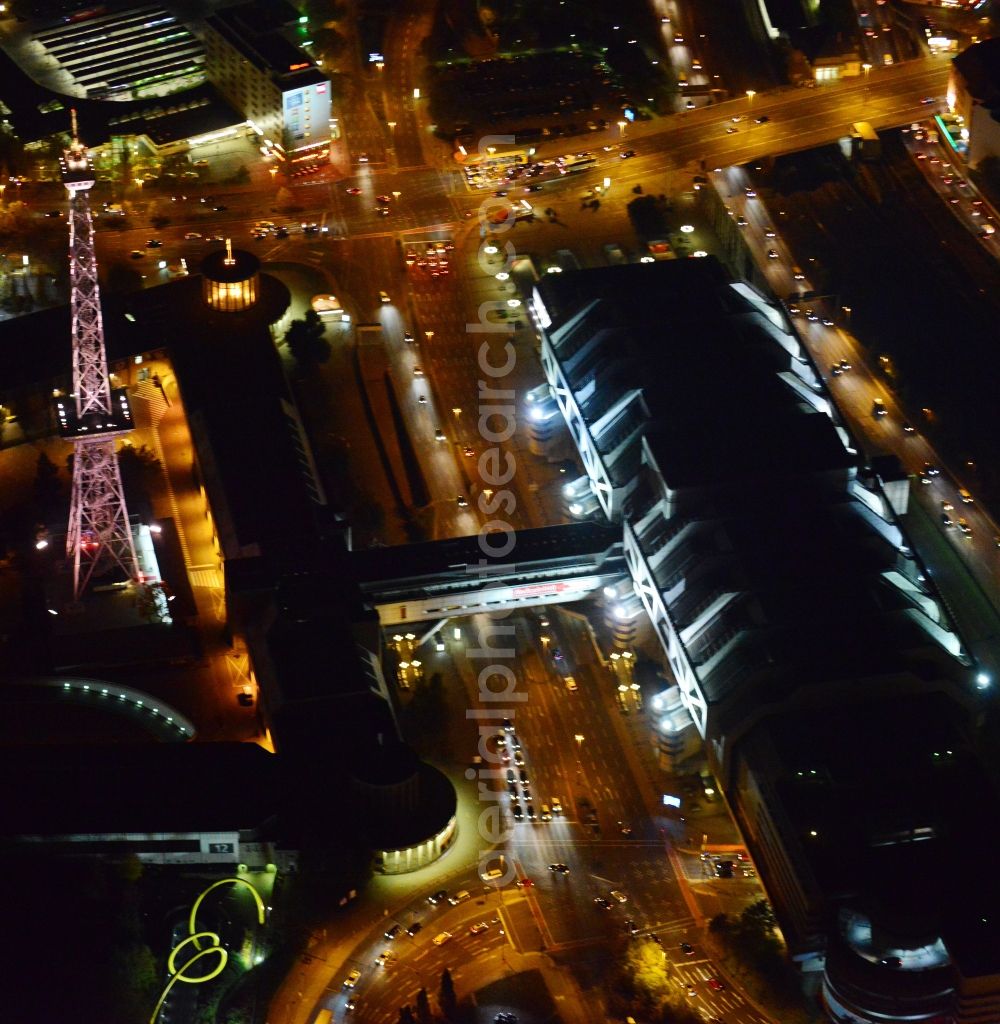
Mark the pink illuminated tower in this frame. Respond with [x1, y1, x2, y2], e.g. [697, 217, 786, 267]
[57, 113, 139, 600]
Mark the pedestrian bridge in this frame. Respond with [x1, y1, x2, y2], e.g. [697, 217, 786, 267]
[352, 523, 625, 626]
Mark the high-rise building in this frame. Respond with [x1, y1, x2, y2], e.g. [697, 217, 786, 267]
[202, 0, 331, 166]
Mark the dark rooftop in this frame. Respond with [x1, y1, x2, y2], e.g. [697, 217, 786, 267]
[200, 247, 260, 283]
[0, 742, 279, 837]
[952, 38, 1000, 108]
[538, 259, 852, 491]
[206, 0, 327, 86]
[766, 692, 1000, 975]
[352, 522, 621, 585]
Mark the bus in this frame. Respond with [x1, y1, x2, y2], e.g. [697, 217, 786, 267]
[558, 153, 598, 175]
[313, 1010, 333, 1024]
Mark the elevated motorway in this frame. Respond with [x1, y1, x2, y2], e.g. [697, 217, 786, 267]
[352, 523, 624, 625]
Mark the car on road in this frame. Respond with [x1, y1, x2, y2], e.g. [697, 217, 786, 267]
[456, 495, 468, 507]
[428, 890, 448, 905]
[406, 922, 422, 937]
[375, 950, 394, 967]
[873, 398, 887, 417]
[492, 190, 508, 197]
[755, 115, 770, 123]
[620, 150, 636, 159]
[594, 897, 613, 910]
[959, 488, 974, 504]
[744, 186, 757, 198]
[624, 919, 639, 935]
[512, 803, 523, 820]
[764, 227, 776, 237]
[686, 985, 697, 997]
[767, 248, 779, 259]
[518, 768, 530, 786]
[183, 232, 203, 240]
[610, 890, 628, 903]
[902, 422, 915, 433]
[344, 968, 362, 988]
[433, 931, 453, 946]
[552, 647, 564, 662]
[404, 332, 414, 343]
[448, 890, 471, 905]
[379, 290, 391, 303]
[564, 675, 578, 692]
[506, 768, 516, 783]
[469, 921, 490, 936]
[129, 250, 145, 259]
[736, 215, 747, 227]
[503, 718, 514, 731]
[958, 517, 973, 538]
[481, 867, 504, 881]
[146, 239, 163, 248]
[725, 126, 738, 134]
[376, 194, 392, 203]
[525, 184, 543, 192]
[552, 797, 563, 815]
[681, 942, 695, 955]
[212, 205, 227, 212]
[923, 462, 940, 477]
[384, 924, 402, 940]
[514, 750, 525, 766]
[548, 863, 570, 873]
[345, 187, 362, 195]
[708, 978, 726, 992]
[463, 445, 474, 457]
[358, 152, 369, 162]
[375, 206, 390, 216]
[495, 1014, 517, 1024]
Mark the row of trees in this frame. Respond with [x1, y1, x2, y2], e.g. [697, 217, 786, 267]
[397, 968, 464, 1023]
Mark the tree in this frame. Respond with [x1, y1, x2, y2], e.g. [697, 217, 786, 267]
[117, 443, 162, 517]
[626, 938, 671, 1003]
[439, 967, 457, 1019]
[33, 451, 64, 519]
[415, 987, 433, 1024]
[284, 309, 331, 366]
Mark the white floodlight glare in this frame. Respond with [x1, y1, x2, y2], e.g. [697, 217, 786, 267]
[976, 672, 991, 689]
[680, 224, 695, 234]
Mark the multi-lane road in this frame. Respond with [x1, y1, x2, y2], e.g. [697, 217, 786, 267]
[313, 609, 770, 1024]
[717, 160, 1000, 680]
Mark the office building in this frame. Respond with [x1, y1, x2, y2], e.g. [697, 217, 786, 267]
[203, 0, 332, 162]
[949, 38, 1000, 167]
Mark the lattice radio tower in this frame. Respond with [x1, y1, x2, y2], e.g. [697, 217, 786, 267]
[58, 111, 139, 600]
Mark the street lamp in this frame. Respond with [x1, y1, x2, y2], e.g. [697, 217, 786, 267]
[746, 89, 756, 109]
[617, 120, 627, 138]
